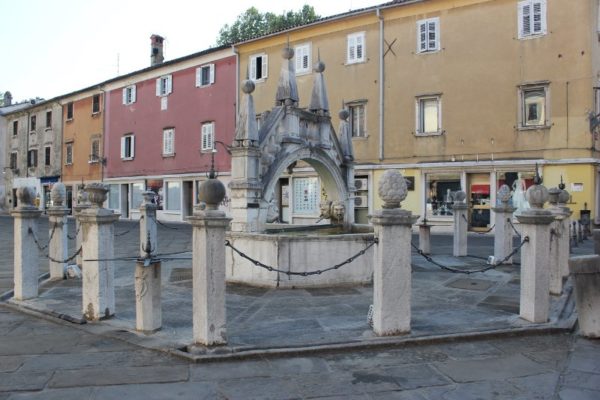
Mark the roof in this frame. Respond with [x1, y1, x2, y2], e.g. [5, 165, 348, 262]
[232, 0, 421, 46]
[0, 101, 41, 116]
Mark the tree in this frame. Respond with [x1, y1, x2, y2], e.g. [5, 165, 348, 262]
[216, 5, 320, 46]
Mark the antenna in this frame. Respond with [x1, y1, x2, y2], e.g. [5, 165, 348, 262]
[116, 53, 120, 75]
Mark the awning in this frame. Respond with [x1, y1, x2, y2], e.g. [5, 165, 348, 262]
[40, 176, 59, 184]
[471, 184, 490, 194]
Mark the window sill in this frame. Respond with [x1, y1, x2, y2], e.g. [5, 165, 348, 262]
[91, 112, 101, 117]
[518, 33, 547, 40]
[123, 102, 135, 106]
[196, 83, 214, 88]
[517, 125, 551, 131]
[415, 131, 444, 137]
[66, 118, 73, 123]
[345, 59, 367, 66]
[64, 163, 73, 166]
[121, 157, 134, 161]
[351, 135, 369, 140]
[162, 153, 175, 158]
[416, 49, 441, 55]
[29, 131, 36, 135]
[250, 78, 267, 83]
[296, 70, 311, 76]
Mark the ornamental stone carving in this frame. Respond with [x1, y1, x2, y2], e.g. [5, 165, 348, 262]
[17, 186, 36, 207]
[198, 178, 226, 211]
[50, 183, 67, 207]
[526, 184, 549, 209]
[378, 170, 408, 209]
[85, 183, 109, 208]
[497, 184, 512, 205]
[453, 190, 467, 204]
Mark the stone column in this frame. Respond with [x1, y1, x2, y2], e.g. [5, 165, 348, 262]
[78, 184, 120, 321]
[72, 186, 91, 268]
[370, 170, 418, 336]
[594, 229, 600, 256]
[11, 187, 42, 300]
[492, 184, 515, 264]
[516, 175, 554, 323]
[47, 183, 69, 280]
[557, 186, 572, 279]
[547, 187, 572, 295]
[569, 255, 600, 338]
[187, 172, 231, 345]
[135, 259, 162, 333]
[452, 191, 468, 257]
[418, 223, 431, 255]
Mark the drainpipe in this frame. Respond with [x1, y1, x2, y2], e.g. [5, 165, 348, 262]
[25, 110, 30, 178]
[232, 45, 240, 123]
[377, 8, 384, 161]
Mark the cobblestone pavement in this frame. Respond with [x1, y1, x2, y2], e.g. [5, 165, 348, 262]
[0, 215, 598, 399]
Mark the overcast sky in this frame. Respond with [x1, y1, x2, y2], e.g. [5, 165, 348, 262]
[1, 0, 383, 102]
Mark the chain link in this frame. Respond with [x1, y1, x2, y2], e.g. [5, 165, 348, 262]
[474, 224, 495, 235]
[67, 223, 81, 241]
[410, 236, 529, 274]
[28, 227, 83, 264]
[114, 229, 131, 237]
[152, 216, 179, 230]
[225, 238, 377, 277]
[507, 218, 522, 237]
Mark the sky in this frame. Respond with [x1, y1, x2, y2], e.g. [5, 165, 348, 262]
[1, 0, 384, 102]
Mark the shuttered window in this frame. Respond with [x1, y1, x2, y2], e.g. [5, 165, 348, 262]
[518, 0, 547, 38]
[250, 54, 268, 81]
[196, 64, 215, 87]
[417, 18, 440, 53]
[163, 128, 175, 156]
[155, 75, 173, 96]
[295, 43, 311, 74]
[347, 32, 365, 64]
[201, 122, 214, 151]
[122, 85, 136, 105]
[121, 134, 135, 160]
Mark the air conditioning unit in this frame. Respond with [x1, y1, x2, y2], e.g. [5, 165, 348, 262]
[354, 195, 368, 208]
[354, 178, 368, 190]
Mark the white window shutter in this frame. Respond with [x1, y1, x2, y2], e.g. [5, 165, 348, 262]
[163, 131, 168, 154]
[209, 64, 215, 84]
[122, 88, 127, 105]
[195, 68, 201, 87]
[356, 34, 364, 60]
[537, 0, 547, 34]
[250, 56, 257, 80]
[519, 1, 532, 37]
[121, 137, 126, 158]
[295, 49, 302, 71]
[418, 21, 426, 52]
[131, 85, 136, 103]
[209, 123, 214, 149]
[166, 75, 172, 94]
[261, 55, 268, 79]
[348, 35, 356, 62]
[156, 79, 161, 96]
[130, 136, 135, 159]
[434, 20, 440, 50]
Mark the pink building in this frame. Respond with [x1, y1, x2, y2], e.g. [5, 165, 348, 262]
[103, 44, 236, 220]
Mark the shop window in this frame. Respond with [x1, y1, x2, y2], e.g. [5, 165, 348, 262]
[166, 181, 181, 211]
[147, 179, 164, 210]
[426, 173, 461, 217]
[131, 182, 145, 210]
[108, 184, 120, 210]
[497, 171, 535, 213]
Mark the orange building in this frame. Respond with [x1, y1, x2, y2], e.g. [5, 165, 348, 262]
[60, 88, 104, 209]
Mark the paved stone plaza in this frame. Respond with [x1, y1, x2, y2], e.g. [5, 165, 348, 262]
[1, 215, 599, 399]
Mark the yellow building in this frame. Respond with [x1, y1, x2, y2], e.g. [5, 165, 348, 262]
[235, 0, 600, 227]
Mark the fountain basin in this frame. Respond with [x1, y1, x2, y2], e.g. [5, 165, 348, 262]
[226, 230, 375, 288]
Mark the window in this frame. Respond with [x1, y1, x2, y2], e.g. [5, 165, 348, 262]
[201, 122, 214, 151]
[65, 143, 73, 165]
[108, 184, 120, 210]
[249, 54, 268, 81]
[122, 85, 137, 105]
[166, 181, 181, 211]
[44, 146, 51, 166]
[121, 134, 135, 159]
[66, 102, 73, 120]
[348, 103, 366, 137]
[347, 32, 365, 64]
[131, 182, 144, 209]
[90, 138, 100, 163]
[155, 75, 172, 96]
[520, 84, 549, 127]
[416, 95, 442, 135]
[10, 152, 17, 170]
[163, 128, 175, 156]
[295, 43, 311, 74]
[92, 94, 101, 114]
[30, 115, 36, 131]
[12, 121, 18, 136]
[196, 64, 215, 87]
[27, 149, 38, 167]
[518, 0, 547, 38]
[426, 173, 462, 217]
[417, 17, 440, 53]
[46, 111, 52, 128]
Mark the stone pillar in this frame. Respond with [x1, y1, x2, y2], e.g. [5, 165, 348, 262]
[139, 191, 157, 257]
[557, 184, 572, 280]
[452, 191, 468, 257]
[418, 223, 431, 255]
[492, 184, 515, 264]
[370, 170, 418, 336]
[72, 186, 91, 268]
[547, 187, 572, 295]
[569, 255, 600, 338]
[594, 229, 600, 255]
[78, 184, 120, 321]
[135, 260, 162, 333]
[187, 172, 231, 345]
[516, 175, 554, 323]
[11, 187, 42, 300]
[47, 183, 69, 279]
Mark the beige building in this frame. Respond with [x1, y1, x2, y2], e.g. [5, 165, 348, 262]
[235, 0, 600, 228]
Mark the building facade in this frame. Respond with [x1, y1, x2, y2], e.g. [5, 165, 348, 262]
[235, 0, 600, 227]
[103, 46, 237, 220]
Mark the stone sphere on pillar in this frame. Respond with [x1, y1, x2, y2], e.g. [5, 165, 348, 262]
[558, 189, 570, 206]
[198, 178, 226, 211]
[338, 108, 349, 121]
[378, 170, 408, 209]
[548, 187, 560, 205]
[453, 190, 467, 204]
[281, 46, 294, 60]
[50, 182, 67, 207]
[241, 79, 255, 94]
[17, 186, 36, 207]
[526, 184, 549, 209]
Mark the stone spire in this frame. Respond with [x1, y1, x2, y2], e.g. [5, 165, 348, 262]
[275, 45, 299, 107]
[234, 79, 259, 146]
[309, 52, 329, 114]
[338, 107, 354, 163]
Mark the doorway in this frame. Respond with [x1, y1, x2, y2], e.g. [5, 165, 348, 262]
[182, 180, 193, 217]
[467, 173, 491, 231]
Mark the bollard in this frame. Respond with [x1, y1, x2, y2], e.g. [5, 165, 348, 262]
[556, 186, 572, 280]
[593, 229, 600, 255]
[516, 173, 554, 323]
[47, 183, 69, 279]
[492, 185, 515, 264]
[370, 170, 418, 336]
[135, 259, 162, 333]
[569, 255, 600, 338]
[11, 187, 42, 300]
[187, 173, 231, 345]
[452, 191, 468, 257]
[418, 222, 431, 255]
[78, 183, 120, 321]
[72, 186, 91, 268]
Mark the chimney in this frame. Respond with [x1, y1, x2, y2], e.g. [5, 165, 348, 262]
[150, 34, 165, 66]
[3, 91, 12, 106]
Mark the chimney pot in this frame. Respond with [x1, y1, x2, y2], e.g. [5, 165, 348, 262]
[150, 34, 165, 66]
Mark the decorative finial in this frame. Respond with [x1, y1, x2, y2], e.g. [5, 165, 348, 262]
[208, 150, 217, 179]
[338, 108, 349, 121]
[558, 175, 565, 190]
[533, 163, 542, 185]
[241, 79, 255, 94]
[378, 170, 408, 209]
[141, 231, 154, 258]
[281, 45, 294, 60]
